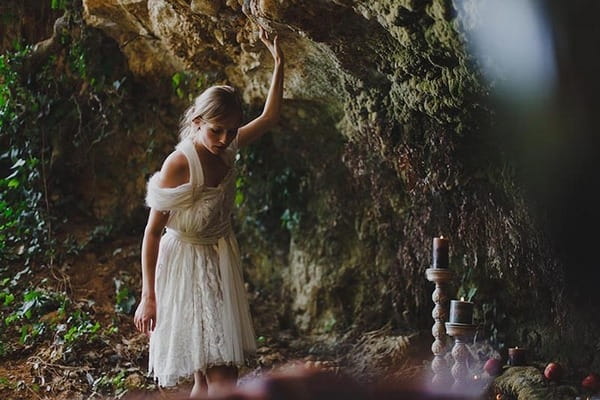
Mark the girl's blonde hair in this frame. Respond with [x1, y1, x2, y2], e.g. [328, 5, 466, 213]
[179, 85, 243, 141]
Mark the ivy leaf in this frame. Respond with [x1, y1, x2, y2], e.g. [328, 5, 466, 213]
[3, 293, 15, 306]
[235, 191, 244, 207]
[467, 287, 478, 302]
[5, 169, 18, 179]
[10, 159, 25, 169]
[172, 72, 182, 89]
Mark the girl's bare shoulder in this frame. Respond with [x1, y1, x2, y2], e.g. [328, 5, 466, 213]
[158, 150, 190, 188]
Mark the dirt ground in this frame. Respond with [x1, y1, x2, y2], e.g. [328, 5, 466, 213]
[0, 222, 426, 400]
[0, 230, 368, 400]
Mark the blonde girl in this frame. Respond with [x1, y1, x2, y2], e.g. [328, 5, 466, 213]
[133, 27, 283, 397]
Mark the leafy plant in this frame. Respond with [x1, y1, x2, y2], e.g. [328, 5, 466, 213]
[19, 321, 47, 344]
[92, 369, 127, 396]
[280, 208, 301, 231]
[89, 224, 114, 244]
[171, 71, 207, 101]
[50, 0, 69, 10]
[1, 5, 135, 266]
[0, 291, 15, 306]
[0, 287, 66, 348]
[0, 49, 51, 262]
[456, 266, 474, 300]
[457, 285, 478, 302]
[62, 235, 86, 256]
[62, 309, 100, 345]
[2, 288, 65, 322]
[114, 278, 136, 315]
[0, 376, 16, 390]
[323, 317, 337, 333]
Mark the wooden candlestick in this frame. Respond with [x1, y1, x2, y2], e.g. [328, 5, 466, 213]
[426, 268, 453, 387]
[445, 322, 477, 391]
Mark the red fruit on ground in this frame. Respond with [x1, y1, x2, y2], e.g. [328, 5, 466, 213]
[544, 362, 563, 382]
[582, 373, 600, 392]
[484, 358, 503, 376]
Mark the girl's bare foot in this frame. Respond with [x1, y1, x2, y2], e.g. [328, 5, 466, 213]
[190, 371, 208, 398]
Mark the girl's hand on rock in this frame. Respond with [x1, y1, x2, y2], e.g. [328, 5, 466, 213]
[259, 26, 283, 65]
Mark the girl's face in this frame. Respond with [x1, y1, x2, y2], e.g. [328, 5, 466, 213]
[194, 115, 240, 155]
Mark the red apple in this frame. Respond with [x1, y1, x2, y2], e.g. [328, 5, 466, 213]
[484, 358, 503, 376]
[582, 373, 600, 392]
[544, 362, 563, 382]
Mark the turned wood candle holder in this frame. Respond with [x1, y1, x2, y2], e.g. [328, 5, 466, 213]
[445, 322, 477, 391]
[425, 268, 453, 387]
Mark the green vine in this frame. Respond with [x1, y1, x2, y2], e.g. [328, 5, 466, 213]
[50, 0, 70, 10]
[0, 5, 132, 266]
[0, 47, 50, 264]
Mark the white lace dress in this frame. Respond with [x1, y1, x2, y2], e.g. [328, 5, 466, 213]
[144, 137, 256, 387]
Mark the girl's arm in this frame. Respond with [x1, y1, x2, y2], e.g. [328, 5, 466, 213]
[237, 27, 284, 147]
[134, 151, 189, 335]
[134, 209, 167, 335]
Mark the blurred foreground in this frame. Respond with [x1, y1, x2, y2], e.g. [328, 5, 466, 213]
[123, 365, 478, 400]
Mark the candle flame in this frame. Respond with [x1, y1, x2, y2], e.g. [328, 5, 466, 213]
[515, 346, 519, 349]
[460, 296, 465, 301]
[440, 235, 444, 239]
[473, 374, 479, 380]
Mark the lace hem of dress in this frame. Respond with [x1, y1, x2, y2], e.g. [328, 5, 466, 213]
[148, 360, 247, 387]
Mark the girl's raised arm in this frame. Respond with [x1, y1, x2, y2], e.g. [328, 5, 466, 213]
[237, 27, 284, 147]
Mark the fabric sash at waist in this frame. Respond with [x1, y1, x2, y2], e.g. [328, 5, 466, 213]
[165, 222, 231, 245]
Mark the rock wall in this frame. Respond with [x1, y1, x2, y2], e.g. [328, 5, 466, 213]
[6, 0, 599, 370]
[82, 0, 600, 362]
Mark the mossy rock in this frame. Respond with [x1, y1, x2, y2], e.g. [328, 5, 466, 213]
[493, 366, 579, 400]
